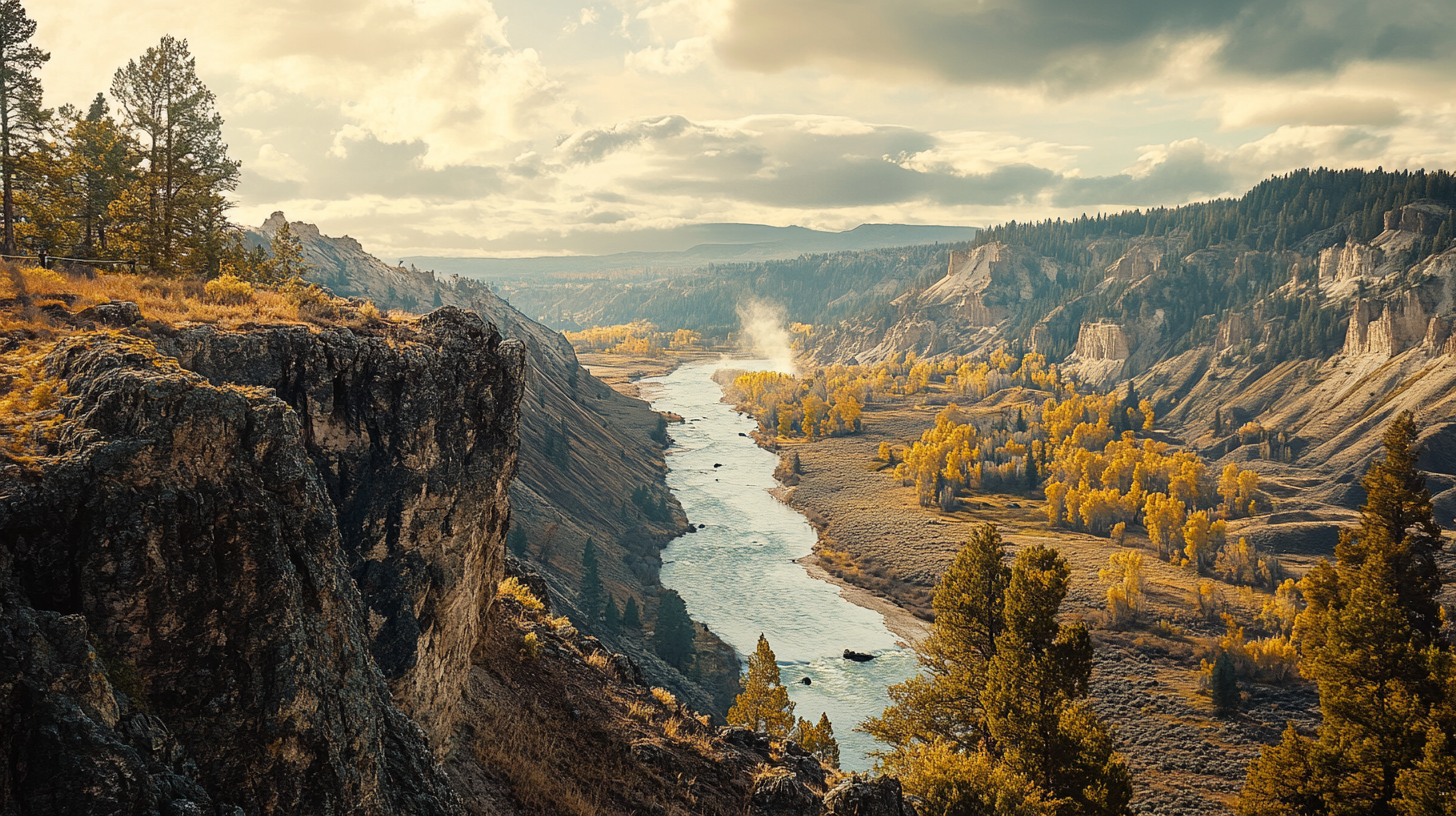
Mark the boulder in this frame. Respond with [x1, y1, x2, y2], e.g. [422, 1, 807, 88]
[824, 775, 918, 816]
[749, 769, 822, 816]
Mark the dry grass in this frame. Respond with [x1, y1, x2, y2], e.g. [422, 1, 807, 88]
[585, 651, 612, 671]
[498, 577, 545, 610]
[0, 262, 391, 338]
[650, 687, 678, 707]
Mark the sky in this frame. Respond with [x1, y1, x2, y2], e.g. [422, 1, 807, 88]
[30, 0, 1456, 258]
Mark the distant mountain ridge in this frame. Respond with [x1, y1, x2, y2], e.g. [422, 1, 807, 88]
[403, 222, 980, 280]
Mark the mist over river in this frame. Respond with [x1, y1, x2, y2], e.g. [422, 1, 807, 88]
[644, 359, 919, 772]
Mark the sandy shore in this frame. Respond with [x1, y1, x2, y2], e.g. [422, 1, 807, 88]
[796, 553, 931, 648]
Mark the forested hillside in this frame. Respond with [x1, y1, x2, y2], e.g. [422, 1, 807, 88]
[499, 242, 957, 336]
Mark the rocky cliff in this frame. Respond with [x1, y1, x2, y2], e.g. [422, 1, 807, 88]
[1, 308, 523, 814]
[250, 214, 740, 715]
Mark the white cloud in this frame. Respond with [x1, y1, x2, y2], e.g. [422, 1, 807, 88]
[253, 144, 310, 182]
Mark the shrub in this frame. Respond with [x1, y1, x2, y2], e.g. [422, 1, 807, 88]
[651, 687, 678, 708]
[519, 632, 540, 661]
[498, 577, 544, 610]
[358, 300, 383, 324]
[585, 652, 611, 671]
[1192, 579, 1225, 622]
[627, 701, 655, 722]
[1257, 578, 1302, 636]
[203, 274, 254, 305]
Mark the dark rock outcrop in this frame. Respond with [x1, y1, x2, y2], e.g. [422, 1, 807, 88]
[0, 310, 524, 814]
[824, 775, 918, 816]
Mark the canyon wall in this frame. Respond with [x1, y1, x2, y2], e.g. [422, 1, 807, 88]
[1, 311, 524, 814]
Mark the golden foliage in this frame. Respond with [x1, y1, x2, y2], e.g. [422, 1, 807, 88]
[563, 321, 701, 357]
[203, 274, 254, 305]
[1099, 549, 1145, 628]
[498, 577, 545, 611]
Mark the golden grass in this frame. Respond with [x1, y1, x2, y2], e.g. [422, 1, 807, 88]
[650, 687, 678, 708]
[498, 577, 545, 610]
[585, 652, 611, 671]
[1, 262, 390, 336]
[0, 342, 66, 462]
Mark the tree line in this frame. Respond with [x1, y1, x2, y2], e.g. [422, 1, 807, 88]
[1, 1, 251, 277]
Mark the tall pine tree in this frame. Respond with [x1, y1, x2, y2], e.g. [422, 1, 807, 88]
[651, 589, 695, 671]
[866, 525, 1132, 815]
[109, 35, 239, 276]
[578, 537, 605, 624]
[0, 0, 50, 255]
[1240, 411, 1452, 816]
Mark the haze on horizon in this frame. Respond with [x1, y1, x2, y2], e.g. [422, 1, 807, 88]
[31, 0, 1456, 258]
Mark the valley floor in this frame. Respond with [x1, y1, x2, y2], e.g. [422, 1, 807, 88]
[775, 399, 1322, 816]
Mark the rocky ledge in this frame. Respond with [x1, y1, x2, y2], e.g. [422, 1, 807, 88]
[0, 308, 523, 815]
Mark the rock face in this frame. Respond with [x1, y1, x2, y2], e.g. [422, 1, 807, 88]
[159, 308, 524, 750]
[1318, 239, 1380, 282]
[811, 242, 1056, 364]
[0, 311, 525, 814]
[1073, 321, 1132, 360]
[1343, 289, 1444, 358]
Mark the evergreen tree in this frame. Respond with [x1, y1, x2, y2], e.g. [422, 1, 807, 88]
[1210, 651, 1240, 716]
[0, 0, 50, 255]
[1024, 449, 1039, 489]
[507, 524, 528, 558]
[727, 634, 795, 739]
[651, 589, 695, 671]
[793, 712, 841, 769]
[267, 218, 310, 283]
[622, 596, 642, 630]
[1240, 411, 1452, 816]
[578, 537, 605, 624]
[602, 596, 620, 634]
[866, 525, 1132, 815]
[109, 35, 239, 276]
[64, 95, 138, 257]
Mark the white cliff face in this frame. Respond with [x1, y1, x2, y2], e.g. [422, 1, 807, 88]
[918, 243, 1058, 326]
[1106, 245, 1160, 281]
[1344, 287, 1452, 359]
[1318, 240, 1380, 282]
[1073, 322, 1132, 360]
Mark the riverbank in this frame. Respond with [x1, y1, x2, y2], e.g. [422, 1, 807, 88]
[579, 348, 726, 398]
[645, 359, 919, 771]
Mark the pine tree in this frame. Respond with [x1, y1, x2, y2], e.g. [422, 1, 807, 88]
[866, 526, 1132, 814]
[622, 596, 642, 630]
[1240, 411, 1452, 816]
[267, 218, 310, 283]
[650, 589, 695, 671]
[793, 712, 841, 768]
[0, 0, 50, 255]
[1210, 651, 1239, 716]
[727, 634, 795, 739]
[507, 524, 528, 558]
[602, 596, 620, 634]
[109, 35, 239, 275]
[578, 537, 605, 624]
[64, 95, 138, 257]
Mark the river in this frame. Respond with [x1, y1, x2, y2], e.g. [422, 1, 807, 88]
[643, 359, 920, 772]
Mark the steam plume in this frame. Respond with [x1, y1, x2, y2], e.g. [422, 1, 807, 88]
[735, 299, 795, 374]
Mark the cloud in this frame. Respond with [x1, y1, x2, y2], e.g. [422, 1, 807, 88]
[1218, 95, 1406, 130]
[252, 144, 309, 182]
[716, 0, 1456, 95]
